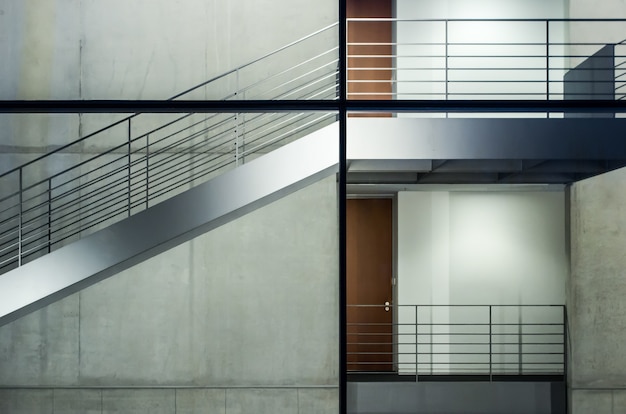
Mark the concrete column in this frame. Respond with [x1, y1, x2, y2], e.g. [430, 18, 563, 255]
[569, 166, 626, 414]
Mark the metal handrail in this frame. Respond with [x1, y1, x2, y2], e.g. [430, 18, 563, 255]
[0, 22, 339, 181]
[0, 24, 339, 272]
[347, 304, 566, 378]
[347, 18, 626, 101]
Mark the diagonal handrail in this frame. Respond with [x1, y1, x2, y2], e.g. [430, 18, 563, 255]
[0, 22, 339, 181]
[0, 23, 340, 272]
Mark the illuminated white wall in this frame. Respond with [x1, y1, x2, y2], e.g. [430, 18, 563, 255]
[398, 190, 566, 306]
[394, 0, 566, 102]
[396, 190, 568, 373]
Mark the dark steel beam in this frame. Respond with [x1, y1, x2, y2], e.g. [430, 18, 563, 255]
[2, 99, 626, 113]
[339, 0, 347, 412]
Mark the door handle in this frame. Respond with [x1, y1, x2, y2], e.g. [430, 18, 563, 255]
[384, 301, 390, 312]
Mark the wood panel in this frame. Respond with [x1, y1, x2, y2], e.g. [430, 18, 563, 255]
[347, 198, 393, 372]
[347, 0, 392, 109]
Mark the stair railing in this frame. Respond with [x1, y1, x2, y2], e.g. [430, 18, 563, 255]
[0, 23, 339, 273]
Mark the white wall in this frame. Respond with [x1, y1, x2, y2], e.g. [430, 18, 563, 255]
[398, 190, 567, 306]
[395, 0, 566, 103]
[396, 190, 568, 373]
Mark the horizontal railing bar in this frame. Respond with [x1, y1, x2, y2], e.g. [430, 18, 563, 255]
[238, 51, 338, 96]
[5, 100, 626, 113]
[349, 304, 564, 307]
[170, 22, 338, 100]
[347, 17, 626, 22]
[348, 54, 625, 59]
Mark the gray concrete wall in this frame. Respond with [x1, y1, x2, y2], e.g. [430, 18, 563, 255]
[0, 175, 340, 413]
[0, 0, 338, 177]
[569, 166, 626, 414]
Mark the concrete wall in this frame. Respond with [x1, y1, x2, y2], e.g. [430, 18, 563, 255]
[0, 175, 340, 413]
[0, 0, 338, 172]
[569, 167, 626, 414]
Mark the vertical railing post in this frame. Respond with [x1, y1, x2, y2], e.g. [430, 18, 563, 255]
[234, 68, 240, 166]
[47, 178, 52, 254]
[519, 308, 523, 375]
[127, 118, 132, 217]
[563, 305, 570, 413]
[415, 305, 419, 381]
[17, 168, 23, 266]
[145, 134, 150, 210]
[489, 305, 493, 381]
[445, 20, 449, 105]
[546, 20, 551, 103]
[563, 305, 568, 379]
[234, 114, 240, 166]
[430, 306, 434, 375]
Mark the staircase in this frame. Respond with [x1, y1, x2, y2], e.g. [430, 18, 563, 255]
[0, 23, 339, 326]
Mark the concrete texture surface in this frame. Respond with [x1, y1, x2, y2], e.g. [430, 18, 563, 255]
[0, 387, 339, 414]
[176, 389, 226, 414]
[0, 389, 53, 414]
[52, 389, 101, 414]
[225, 388, 298, 414]
[0, 174, 338, 411]
[570, 165, 626, 413]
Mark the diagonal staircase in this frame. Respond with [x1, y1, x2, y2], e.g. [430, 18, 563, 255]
[0, 23, 339, 326]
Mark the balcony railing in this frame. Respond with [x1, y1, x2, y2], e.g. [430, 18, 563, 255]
[347, 18, 626, 101]
[348, 304, 566, 378]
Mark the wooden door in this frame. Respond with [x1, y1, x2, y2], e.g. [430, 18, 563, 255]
[347, 198, 393, 372]
[347, 0, 392, 111]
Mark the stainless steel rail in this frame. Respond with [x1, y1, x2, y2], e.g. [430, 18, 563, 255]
[347, 18, 626, 101]
[0, 24, 339, 273]
[347, 304, 566, 377]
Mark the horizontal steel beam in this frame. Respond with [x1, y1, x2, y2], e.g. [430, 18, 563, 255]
[3, 99, 626, 113]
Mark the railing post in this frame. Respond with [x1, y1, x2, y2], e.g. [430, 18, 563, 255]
[145, 134, 150, 210]
[489, 305, 492, 381]
[47, 178, 52, 254]
[546, 20, 550, 103]
[415, 305, 419, 381]
[17, 168, 22, 266]
[519, 307, 523, 375]
[563, 305, 568, 379]
[234, 114, 240, 166]
[445, 20, 449, 104]
[127, 118, 132, 217]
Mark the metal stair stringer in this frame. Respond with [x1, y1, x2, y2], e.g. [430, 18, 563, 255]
[0, 122, 339, 327]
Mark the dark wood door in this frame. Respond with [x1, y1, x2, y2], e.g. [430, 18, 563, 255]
[347, 0, 392, 112]
[347, 198, 393, 372]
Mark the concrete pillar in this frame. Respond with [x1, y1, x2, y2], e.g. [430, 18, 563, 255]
[569, 166, 626, 414]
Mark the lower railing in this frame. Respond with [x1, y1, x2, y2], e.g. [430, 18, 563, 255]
[347, 304, 566, 378]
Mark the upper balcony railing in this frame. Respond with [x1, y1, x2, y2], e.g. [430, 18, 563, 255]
[347, 18, 626, 102]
